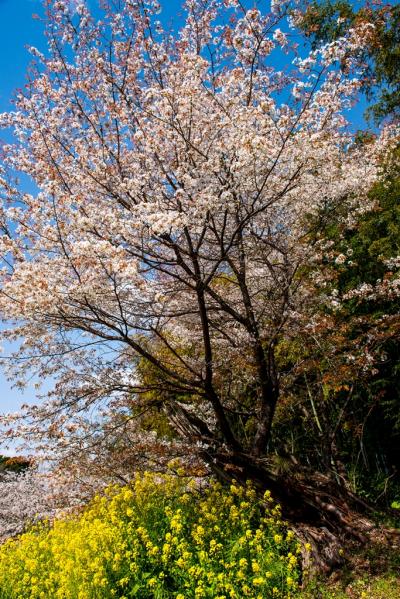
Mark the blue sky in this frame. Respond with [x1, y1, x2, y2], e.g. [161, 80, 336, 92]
[0, 0, 368, 429]
[0, 1, 45, 114]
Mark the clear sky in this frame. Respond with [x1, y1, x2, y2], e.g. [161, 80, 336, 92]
[0, 1, 45, 114]
[0, 0, 367, 427]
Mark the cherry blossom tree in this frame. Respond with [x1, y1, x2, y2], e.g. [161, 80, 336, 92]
[0, 0, 398, 564]
[0, 461, 91, 542]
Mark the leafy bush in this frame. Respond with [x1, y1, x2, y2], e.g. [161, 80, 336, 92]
[0, 472, 300, 598]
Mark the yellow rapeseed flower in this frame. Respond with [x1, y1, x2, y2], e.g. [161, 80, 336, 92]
[0, 473, 299, 599]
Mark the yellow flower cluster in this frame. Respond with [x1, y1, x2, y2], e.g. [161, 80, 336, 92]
[0, 473, 300, 598]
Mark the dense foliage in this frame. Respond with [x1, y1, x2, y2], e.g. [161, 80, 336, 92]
[269, 148, 400, 505]
[0, 473, 301, 599]
[291, 0, 400, 505]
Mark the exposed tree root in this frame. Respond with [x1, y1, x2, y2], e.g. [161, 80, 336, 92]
[205, 449, 400, 575]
